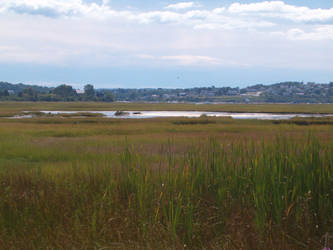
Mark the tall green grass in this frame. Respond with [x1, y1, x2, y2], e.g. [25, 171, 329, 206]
[0, 133, 332, 248]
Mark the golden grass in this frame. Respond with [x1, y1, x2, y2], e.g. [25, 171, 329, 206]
[0, 101, 333, 116]
[0, 110, 332, 248]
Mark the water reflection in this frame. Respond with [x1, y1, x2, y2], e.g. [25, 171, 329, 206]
[34, 111, 332, 120]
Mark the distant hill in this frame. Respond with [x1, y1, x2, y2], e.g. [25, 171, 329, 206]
[1, 80, 333, 103]
[0, 81, 51, 94]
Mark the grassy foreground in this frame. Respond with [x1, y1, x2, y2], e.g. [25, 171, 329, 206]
[0, 107, 332, 248]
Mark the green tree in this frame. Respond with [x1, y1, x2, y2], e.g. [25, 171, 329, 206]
[84, 84, 95, 100]
[129, 90, 137, 100]
[0, 90, 9, 97]
[52, 85, 77, 99]
[103, 90, 114, 102]
[19, 88, 38, 101]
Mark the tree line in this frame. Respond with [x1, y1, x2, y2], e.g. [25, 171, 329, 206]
[0, 83, 114, 102]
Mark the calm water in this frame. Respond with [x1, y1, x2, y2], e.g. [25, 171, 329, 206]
[33, 111, 332, 120]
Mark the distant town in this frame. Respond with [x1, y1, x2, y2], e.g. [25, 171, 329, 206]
[1, 81, 333, 103]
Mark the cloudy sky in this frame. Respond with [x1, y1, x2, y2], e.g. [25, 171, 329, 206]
[1, 0, 333, 88]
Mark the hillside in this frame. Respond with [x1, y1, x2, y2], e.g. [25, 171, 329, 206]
[0, 81, 51, 94]
[1, 81, 333, 103]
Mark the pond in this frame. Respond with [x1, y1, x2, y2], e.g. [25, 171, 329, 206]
[28, 111, 333, 120]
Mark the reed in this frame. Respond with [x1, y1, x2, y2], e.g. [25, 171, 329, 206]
[0, 116, 332, 248]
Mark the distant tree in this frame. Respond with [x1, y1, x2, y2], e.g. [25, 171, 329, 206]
[328, 88, 333, 96]
[19, 87, 38, 101]
[22, 88, 34, 95]
[103, 90, 114, 102]
[84, 84, 95, 100]
[129, 90, 137, 100]
[52, 85, 77, 99]
[0, 89, 10, 97]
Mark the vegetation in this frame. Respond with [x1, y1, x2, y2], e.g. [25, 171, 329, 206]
[107, 82, 333, 103]
[1, 81, 333, 103]
[0, 105, 332, 248]
[0, 82, 114, 102]
[21, 111, 106, 118]
[114, 110, 130, 116]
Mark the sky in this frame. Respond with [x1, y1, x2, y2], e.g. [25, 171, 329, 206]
[1, 0, 333, 88]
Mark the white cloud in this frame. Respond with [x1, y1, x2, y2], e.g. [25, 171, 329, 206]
[102, 0, 110, 6]
[165, 2, 196, 10]
[135, 54, 225, 66]
[136, 54, 156, 60]
[228, 1, 333, 23]
[161, 55, 221, 65]
[275, 26, 333, 41]
[0, 0, 134, 20]
[229, 1, 290, 13]
[212, 8, 226, 14]
[1, 0, 333, 28]
[0, 1, 333, 71]
[194, 19, 275, 30]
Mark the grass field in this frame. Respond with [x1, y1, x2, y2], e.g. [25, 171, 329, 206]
[0, 103, 332, 249]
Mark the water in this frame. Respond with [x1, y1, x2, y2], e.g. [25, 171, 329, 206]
[32, 111, 332, 120]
